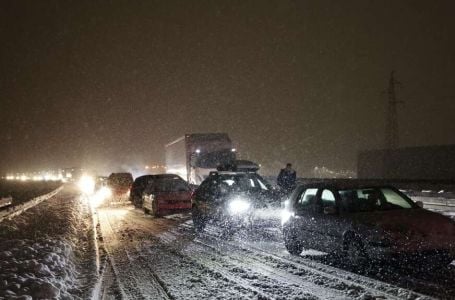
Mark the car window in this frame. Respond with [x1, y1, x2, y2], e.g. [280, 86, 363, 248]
[216, 174, 270, 192]
[339, 188, 380, 212]
[339, 187, 414, 212]
[381, 188, 413, 209]
[148, 177, 189, 193]
[256, 178, 269, 190]
[321, 189, 336, 207]
[295, 188, 318, 210]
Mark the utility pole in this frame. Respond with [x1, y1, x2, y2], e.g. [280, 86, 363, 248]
[385, 71, 403, 149]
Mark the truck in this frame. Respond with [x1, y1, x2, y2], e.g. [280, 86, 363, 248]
[165, 133, 236, 185]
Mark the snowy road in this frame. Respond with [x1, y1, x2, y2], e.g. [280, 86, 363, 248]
[96, 205, 454, 300]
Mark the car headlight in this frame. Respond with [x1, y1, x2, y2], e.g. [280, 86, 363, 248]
[228, 198, 251, 215]
[281, 209, 294, 226]
[99, 186, 112, 199]
[78, 175, 95, 195]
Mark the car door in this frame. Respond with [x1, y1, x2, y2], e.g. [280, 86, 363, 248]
[312, 189, 344, 252]
[292, 187, 322, 249]
[194, 178, 219, 216]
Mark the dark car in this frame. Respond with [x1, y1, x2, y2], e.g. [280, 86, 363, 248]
[107, 172, 133, 199]
[130, 175, 154, 208]
[142, 174, 192, 217]
[191, 171, 280, 232]
[281, 181, 455, 268]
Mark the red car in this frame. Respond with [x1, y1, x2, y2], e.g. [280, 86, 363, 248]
[142, 174, 192, 217]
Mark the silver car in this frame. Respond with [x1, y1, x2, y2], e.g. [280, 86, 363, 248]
[281, 182, 455, 268]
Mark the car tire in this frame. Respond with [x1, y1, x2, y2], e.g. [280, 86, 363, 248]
[192, 207, 206, 232]
[143, 207, 149, 215]
[151, 199, 161, 217]
[283, 225, 304, 255]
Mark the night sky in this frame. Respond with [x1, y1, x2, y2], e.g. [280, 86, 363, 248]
[1, 0, 455, 176]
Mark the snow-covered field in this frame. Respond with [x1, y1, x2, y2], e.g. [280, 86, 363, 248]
[0, 185, 97, 299]
[0, 180, 62, 206]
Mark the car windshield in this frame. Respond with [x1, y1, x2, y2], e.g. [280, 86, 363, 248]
[148, 177, 189, 193]
[338, 187, 414, 212]
[218, 174, 270, 194]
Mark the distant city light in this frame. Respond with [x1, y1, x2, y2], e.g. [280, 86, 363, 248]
[4, 168, 81, 182]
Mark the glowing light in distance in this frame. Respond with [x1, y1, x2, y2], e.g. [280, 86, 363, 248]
[78, 175, 95, 195]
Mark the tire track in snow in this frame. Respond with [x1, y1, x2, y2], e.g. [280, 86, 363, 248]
[98, 209, 172, 299]
[100, 207, 259, 299]
[173, 221, 432, 300]
[157, 231, 348, 299]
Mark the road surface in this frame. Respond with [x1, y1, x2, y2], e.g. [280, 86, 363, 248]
[95, 205, 455, 299]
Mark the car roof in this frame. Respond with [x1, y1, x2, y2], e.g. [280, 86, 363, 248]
[134, 174, 154, 181]
[298, 179, 396, 191]
[109, 172, 133, 178]
[151, 173, 184, 180]
[211, 171, 260, 176]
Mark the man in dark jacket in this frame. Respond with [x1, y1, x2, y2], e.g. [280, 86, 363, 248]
[277, 163, 297, 193]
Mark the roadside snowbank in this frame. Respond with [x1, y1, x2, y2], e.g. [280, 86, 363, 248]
[0, 239, 76, 299]
[0, 185, 96, 299]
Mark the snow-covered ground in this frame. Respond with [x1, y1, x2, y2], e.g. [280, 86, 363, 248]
[0, 185, 97, 299]
[96, 204, 454, 299]
[1, 185, 454, 299]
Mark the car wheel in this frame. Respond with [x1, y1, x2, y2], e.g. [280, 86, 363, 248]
[151, 199, 161, 217]
[192, 207, 206, 232]
[345, 239, 368, 268]
[143, 207, 149, 215]
[283, 225, 304, 255]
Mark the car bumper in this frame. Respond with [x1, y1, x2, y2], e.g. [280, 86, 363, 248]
[367, 246, 455, 264]
[157, 202, 191, 210]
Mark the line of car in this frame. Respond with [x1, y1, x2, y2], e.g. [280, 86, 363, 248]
[108, 170, 455, 269]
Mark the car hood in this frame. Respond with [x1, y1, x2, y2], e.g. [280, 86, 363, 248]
[349, 208, 455, 249]
[223, 191, 278, 207]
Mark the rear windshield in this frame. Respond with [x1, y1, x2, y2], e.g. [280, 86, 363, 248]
[108, 174, 133, 188]
[338, 187, 414, 212]
[148, 177, 189, 193]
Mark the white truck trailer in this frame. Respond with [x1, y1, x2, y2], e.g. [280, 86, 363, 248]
[165, 133, 236, 185]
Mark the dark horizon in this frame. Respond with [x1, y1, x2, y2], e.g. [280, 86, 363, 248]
[1, 0, 455, 176]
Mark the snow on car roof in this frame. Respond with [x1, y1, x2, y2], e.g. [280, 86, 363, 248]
[298, 179, 396, 190]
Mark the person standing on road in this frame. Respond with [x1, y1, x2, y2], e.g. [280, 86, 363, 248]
[277, 163, 297, 193]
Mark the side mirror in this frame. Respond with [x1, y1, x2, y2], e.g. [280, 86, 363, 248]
[323, 206, 337, 215]
[415, 201, 424, 208]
